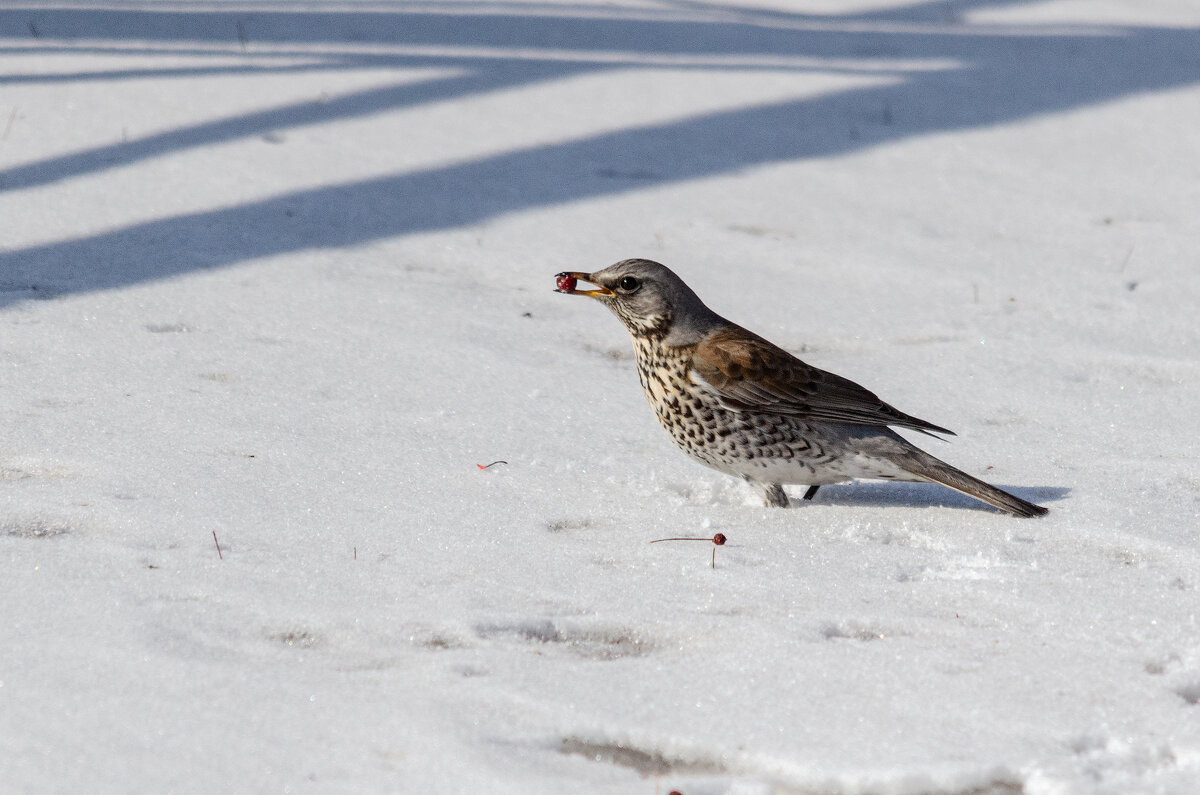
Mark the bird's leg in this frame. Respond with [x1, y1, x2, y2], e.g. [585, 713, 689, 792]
[802, 485, 820, 501]
[745, 478, 790, 508]
[762, 483, 789, 507]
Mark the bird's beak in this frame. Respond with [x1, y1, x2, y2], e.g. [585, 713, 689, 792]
[555, 272, 613, 298]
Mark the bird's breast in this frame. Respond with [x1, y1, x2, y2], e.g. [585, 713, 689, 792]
[627, 337, 842, 480]
[631, 340, 723, 449]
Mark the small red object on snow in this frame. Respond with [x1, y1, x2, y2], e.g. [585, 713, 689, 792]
[648, 532, 729, 570]
[555, 273, 577, 292]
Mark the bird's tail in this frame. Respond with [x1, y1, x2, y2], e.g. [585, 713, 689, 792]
[903, 450, 1048, 518]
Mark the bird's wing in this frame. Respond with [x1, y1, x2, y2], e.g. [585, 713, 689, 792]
[689, 326, 954, 436]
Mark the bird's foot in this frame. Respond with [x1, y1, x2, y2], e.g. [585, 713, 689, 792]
[802, 485, 820, 501]
[752, 481, 790, 508]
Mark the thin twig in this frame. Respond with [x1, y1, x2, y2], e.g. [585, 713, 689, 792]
[212, 530, 223, 560]
[2, 107, 17, 140]
[649, 534, 725, 544]
[1118, 245, 1134, 273]
[649, 534, 727, 569]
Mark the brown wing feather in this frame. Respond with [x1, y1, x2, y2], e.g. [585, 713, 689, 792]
[690, 326, 954, 436]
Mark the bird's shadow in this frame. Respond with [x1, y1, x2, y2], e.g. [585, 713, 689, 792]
[800, 482, 1069, 514]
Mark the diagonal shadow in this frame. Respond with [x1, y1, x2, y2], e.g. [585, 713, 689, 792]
[6, 1, 1194, 195]
[0, 59, 585, 192]
[0, 59, 372, 85]
[0, 2, 950, 193]
[2, 1, 1199, 307]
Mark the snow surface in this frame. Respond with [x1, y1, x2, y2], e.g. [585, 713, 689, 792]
[2, 1, 1199, 792]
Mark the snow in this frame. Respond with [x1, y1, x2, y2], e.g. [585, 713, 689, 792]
[2, 1, 1199, 792]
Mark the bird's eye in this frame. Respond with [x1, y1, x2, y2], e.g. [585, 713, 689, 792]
[618, 276, 641, 293]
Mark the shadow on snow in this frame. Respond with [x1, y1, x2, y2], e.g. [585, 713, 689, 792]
[1, 1, 1198, 305]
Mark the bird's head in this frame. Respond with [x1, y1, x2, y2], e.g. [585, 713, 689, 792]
[555, 258, 718, 345]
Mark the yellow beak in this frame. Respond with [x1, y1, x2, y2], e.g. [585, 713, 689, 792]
[555, 271, 613, 298]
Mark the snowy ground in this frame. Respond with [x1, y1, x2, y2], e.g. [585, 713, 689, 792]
[2, 1, 1200, 792]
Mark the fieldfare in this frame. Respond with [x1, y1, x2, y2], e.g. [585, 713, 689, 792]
[555, 259, 1047, 517]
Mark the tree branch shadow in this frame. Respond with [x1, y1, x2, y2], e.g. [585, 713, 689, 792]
[1, 0, 1198, 305]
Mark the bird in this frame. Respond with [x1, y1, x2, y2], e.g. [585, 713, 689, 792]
[554, 259, 1047, 517]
